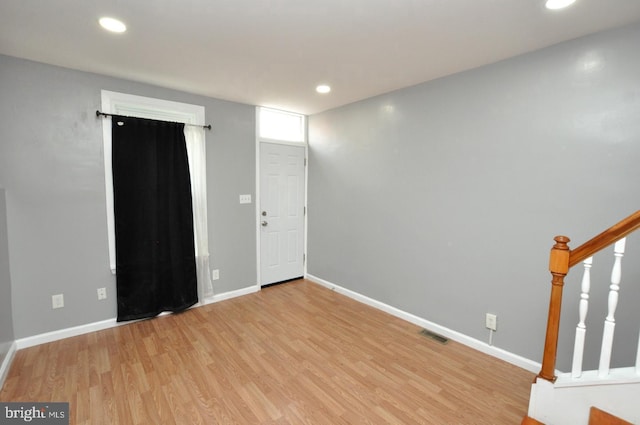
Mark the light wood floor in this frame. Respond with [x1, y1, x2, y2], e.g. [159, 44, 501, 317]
[1, 279, 534, 424]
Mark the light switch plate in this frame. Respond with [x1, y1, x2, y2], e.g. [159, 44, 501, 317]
[239, 194, 252, 204]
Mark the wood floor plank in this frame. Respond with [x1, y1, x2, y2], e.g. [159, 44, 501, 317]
[0, 279, 534, 424]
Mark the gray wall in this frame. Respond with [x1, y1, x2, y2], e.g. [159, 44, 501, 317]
[308, 23, 640, 370]
[0, 55, 256, 339]
[0, 188, 15, 364]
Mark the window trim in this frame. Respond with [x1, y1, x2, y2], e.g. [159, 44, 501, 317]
[257, 107, 306, 144]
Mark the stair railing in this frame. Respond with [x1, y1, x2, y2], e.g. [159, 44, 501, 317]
[537, 210, 640, 383]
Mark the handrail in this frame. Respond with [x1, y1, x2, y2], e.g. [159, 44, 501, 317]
[569, 210, 640, 268]
[537, 209, 640, 383]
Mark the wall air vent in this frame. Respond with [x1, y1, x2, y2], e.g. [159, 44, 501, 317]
[419, 329, 449, 344]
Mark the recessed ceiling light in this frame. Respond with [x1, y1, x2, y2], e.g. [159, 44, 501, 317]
[545, 0, 577, 10]
[99, 17, 127, 33]
[316, 84, 331, 94]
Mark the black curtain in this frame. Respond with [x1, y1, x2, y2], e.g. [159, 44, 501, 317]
[112, 115, 197, 322]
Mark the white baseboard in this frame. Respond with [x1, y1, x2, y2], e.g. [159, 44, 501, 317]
[0, 341, 17, 390]
[15, 284, 260, 350]
[16, 318, 126, 350]
[305, 273, 540, 374]
[206, 284, 260, 304]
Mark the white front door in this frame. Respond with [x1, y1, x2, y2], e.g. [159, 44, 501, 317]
[259, 142, 306, 286]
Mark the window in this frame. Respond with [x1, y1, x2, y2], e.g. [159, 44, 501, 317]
[258, 107, 306, 143]
[100, 90, 206, 274]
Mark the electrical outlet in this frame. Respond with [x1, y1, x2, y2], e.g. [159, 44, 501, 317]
[485, 313, 497, 331]
[239, 194, 252, 204]
[212, 269, 220, 280]
[97, 287, 107, 300]
[52, 294, 64, 309]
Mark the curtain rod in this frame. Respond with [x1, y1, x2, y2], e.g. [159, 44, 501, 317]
[96, 110, 212, 130]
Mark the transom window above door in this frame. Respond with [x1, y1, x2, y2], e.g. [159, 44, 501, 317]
[258, 107, 306, 143]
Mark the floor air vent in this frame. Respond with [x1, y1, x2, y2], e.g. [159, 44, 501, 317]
[419, 329, 449, 344]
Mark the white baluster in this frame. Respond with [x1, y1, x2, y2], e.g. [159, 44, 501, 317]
[598, 237, 626, 377]
[571, 256, 593, 378]
[636, 328, 640, 375]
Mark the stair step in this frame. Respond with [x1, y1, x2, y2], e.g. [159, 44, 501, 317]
[589, 407, 633, 425]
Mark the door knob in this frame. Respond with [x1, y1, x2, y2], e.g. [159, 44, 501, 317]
[261, 221, 268, 227]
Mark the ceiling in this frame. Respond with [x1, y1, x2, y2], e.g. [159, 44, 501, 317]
[1, 1, 640, 115]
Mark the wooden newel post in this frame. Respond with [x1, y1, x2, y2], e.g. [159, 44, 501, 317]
[537, 236, 571, 382]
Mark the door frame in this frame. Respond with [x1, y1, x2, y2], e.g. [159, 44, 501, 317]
[254, 108, 308, 290]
